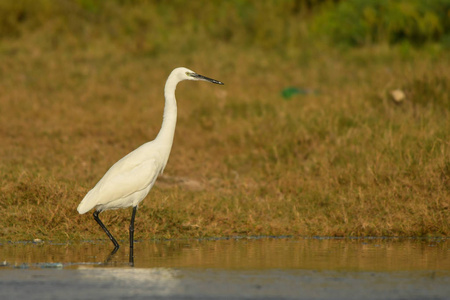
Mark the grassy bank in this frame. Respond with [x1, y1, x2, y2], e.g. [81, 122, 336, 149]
[0, 1, 449, 241]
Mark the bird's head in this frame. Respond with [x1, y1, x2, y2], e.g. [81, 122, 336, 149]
[173, 67, 224, 85]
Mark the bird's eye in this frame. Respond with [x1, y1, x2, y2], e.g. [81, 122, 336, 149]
[186, 72, 191, 77]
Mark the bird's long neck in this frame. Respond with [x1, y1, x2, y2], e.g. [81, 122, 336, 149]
[155, 75, 178, 151]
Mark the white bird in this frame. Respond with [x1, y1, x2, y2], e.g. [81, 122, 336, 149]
[77, 67, 223, 262]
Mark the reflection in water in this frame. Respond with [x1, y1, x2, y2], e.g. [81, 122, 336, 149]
[77, 267, 180, 296]
[2, 266, 447, 300]
[1, 237, 448, 300]
[0, 237, 448, 271]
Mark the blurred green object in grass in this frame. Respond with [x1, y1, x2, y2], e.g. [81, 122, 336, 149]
[281, 87, 318, 99]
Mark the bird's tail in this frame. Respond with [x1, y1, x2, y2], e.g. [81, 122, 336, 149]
[77, 190, 97, 214]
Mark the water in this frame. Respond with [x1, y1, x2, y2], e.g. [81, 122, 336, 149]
[1, 237, 449, 299]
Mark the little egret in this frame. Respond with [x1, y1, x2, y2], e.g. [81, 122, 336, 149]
[77, 67, 223, 263]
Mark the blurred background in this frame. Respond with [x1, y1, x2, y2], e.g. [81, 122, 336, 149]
[0, 0, 449, 241]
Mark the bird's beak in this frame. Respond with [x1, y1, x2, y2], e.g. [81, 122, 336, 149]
[192, 73, 224, 85]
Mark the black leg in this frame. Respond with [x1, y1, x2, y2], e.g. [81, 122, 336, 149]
[129, 206, 137, 265]
[104, 245, 120, 264]
[93, 210, 120, 250]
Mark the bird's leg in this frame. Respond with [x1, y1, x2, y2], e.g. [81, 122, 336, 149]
[129, 206, 137, 265]
[104, 245, 120, 264]
[93, 210, 120, 250]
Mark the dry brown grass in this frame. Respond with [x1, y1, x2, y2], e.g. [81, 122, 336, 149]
[0, 10, 449, 242]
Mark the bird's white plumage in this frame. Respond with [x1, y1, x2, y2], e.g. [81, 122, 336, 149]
[77, 67, 223, 215]
[77, 141, 163, 214]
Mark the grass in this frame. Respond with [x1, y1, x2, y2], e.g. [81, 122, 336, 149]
[0, 2, 449, 242]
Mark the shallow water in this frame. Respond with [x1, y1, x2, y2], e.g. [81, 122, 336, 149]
[1, 237, 449, 299]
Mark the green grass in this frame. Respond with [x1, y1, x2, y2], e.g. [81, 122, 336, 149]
[0, 1, 449, 242]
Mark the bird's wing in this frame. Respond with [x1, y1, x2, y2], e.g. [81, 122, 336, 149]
[94, 157, 161, 205]
[77, 155, 161, 214]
